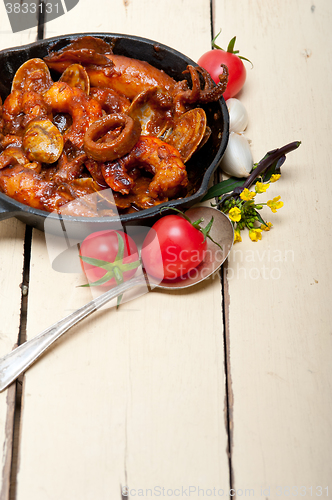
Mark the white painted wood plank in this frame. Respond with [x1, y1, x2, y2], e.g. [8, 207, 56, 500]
[15, 1, 231, 498]
[0, 4, 38, 498]
[214, 0, 332, 492]
[0, 1, 38, 51]
[44, 0, 212, 61]
[0, 220, 26, 500]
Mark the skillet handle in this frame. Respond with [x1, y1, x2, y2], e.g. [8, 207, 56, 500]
[0, 199, 17, 221]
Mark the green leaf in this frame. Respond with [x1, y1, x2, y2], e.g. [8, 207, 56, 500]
[79, 271, 114, 287]
[200, 216, 214, 242]
[201, 177, 246, 201]
[227, 36, 236, 53]
[211, 29, 223, 50]
[121, 260, 141, 272]
[254, 209, 267, 226]
[79, 254, 114, 270]
[239, 55, 254, 68]
[114, 231, 125, 263]
[113, 267, 124, 309]
[80, 253, 140, 274]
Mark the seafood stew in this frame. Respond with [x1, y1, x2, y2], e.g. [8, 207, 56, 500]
[0, 33, 229, 230]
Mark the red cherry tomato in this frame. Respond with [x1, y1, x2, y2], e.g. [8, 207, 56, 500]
[197, 35, 250, 101]
[141, 215, 207, 281]
[79, 230, 139, 287]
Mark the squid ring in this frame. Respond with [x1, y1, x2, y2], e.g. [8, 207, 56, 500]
[83, 113, 141, 162]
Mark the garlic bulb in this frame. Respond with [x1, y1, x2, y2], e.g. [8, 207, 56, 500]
[221, 132, 253, 178]
[227, 98, 249, 133]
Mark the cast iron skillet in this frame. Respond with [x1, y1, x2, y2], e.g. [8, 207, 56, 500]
[0, 33, 229, 234]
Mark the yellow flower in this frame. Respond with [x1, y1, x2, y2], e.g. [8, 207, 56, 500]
[249, 228, 262, 242]
[267, 196, 284, 213]
[234, 229, 242, 243]
[240, 188, 256, 201]
[255, 181, 270, 194]
[261, 222, 273, 231]
[229, 207, 242, 222]
[270, 174, 281, 183]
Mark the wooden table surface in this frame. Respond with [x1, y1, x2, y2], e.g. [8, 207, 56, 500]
[0, 1, 331, 499]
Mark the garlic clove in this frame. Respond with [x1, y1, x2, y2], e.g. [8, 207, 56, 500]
[227, 98, 249, 133]
[220, 132, 253, 178]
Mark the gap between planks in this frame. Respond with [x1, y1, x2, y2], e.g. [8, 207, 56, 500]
[9, 226, 32, 500]
[208, 4, 235, 493]
[9, 9, 44, 497]
[214, 164, 235, 495]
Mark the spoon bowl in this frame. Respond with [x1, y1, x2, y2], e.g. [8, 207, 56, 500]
[156, 206, 233, 289]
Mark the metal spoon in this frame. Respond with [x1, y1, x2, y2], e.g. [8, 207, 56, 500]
[0, 207, 233, 392]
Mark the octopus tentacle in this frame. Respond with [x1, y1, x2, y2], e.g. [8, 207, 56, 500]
[53, 150, 87, 183]
[101, 136, 188, 198]
[101, 159, 135, 195]
[195, 64, 229, 102]
[90, 87, 130, 114]
[172, 64, 229, 113]
[177, 65, 202, 104]
[84, 158, 108, 188]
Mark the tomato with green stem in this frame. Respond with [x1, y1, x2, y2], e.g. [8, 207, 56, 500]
[141, 211, 218, 281]
[197, 32, 252, 101]
[79, 230, 140, 288]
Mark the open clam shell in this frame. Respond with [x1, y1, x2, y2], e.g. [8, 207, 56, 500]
[164, 108, 207, 162]
[59, 63, 90, 94]
[127, 87, 172, 137]
[23, 118, 64, 163]
[11, 58, 53, 94]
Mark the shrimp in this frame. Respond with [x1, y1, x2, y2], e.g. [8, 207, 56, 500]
[0, 162, 74, 212]
[101, 136, 188, 198]
[2, 90, 52, 135]
[42, 82, 103, 148]
[0, 161, 98, 215]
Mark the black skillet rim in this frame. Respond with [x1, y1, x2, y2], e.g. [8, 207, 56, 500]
[0, 32, 229, 226]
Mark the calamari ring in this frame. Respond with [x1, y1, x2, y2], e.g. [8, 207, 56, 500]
[83, 113, 141, 162]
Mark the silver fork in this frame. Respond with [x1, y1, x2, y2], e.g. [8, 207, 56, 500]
[0, 274, 147, 392]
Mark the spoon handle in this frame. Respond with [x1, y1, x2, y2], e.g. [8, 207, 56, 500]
[0, 275, 146, 392]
